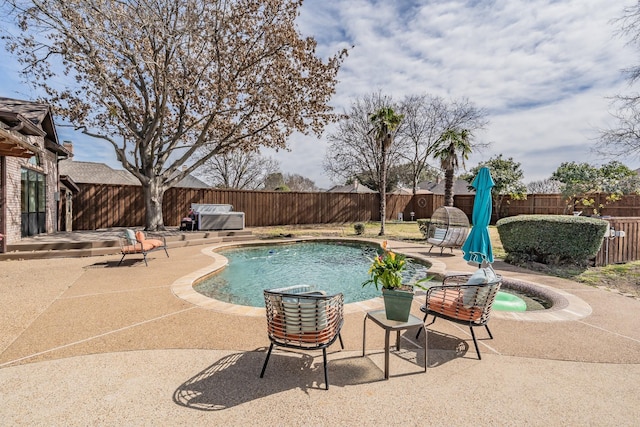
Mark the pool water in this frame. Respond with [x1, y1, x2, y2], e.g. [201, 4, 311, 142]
[194, 241, 430, 306]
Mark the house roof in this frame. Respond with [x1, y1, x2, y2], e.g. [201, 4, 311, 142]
[418, 178, 475, 195]
[390, 187, 433, 195]
[327, 181, 376, 193]
[0, 125, 36, 158]
[59, 160, 139, 185]
[0, 96, 71, 158]
[59, 160, 210, 188]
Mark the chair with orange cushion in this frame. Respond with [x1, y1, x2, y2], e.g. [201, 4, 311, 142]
[416, 271, 502, 360]
[118, 229, 169, 266]
[260, 285, 344, 390]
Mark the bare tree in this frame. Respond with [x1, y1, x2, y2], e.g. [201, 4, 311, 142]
[396, 95, 488, 197]
[527, 179, 562, 194]
[323, 92, 405, 188]
[396, 95, 446, 195]
[284, 173, 317, 192]
[264, 172, 286, 190]
[3, 0, 346, 229]
[596, 3, 640, 160]
[198, 150, 280, 190]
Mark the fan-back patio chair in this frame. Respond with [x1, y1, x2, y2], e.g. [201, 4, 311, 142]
[416, 271, 502, 360]
[260, 285, 344, 390]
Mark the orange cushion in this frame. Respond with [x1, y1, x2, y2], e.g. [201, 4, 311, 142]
[122, 242, 155, 254]
[135, 231, 146, 242]
[269, 314, 334, 344]
[428, 290, 482, 322]
[145, 239, 164, 248]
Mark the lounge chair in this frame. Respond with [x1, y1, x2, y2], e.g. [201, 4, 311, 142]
[416, 270, 501, 359]
[118, 229, 169, 266]
[260, 285, 344, 390]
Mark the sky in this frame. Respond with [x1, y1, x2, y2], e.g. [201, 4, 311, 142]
[0, 0, 638, 189]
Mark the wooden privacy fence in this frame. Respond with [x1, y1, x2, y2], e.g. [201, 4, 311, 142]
[72, 184, 640, 229]
[594, 217, 640, 266]
[72, 184, 417, 230]
[71, 184, 640, 265]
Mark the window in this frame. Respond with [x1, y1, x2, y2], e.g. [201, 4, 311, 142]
[21, 168, 46, 237]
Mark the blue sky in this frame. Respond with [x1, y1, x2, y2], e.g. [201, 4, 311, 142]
[1, 0, 637, 189]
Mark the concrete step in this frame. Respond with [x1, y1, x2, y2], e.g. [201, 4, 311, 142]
[0, 246, 120, 261]
[0, 231, 255, 261]
[6, 239, 120, 252]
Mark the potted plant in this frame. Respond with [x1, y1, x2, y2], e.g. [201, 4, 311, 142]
[362, 241, 430, 321]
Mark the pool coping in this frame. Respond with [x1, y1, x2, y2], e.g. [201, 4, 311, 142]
[170, 237, 591, 322]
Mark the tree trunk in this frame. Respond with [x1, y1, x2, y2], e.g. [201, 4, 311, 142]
[143, 178, 166, 231]
[444, 168, 454, 207]
[379, 147, 387, 236]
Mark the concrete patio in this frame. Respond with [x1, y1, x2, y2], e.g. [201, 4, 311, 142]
[1, 236, 639, 425]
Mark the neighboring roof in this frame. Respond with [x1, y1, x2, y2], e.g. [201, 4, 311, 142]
[390, 187, 433, 195]
[327, 181, 376, 193]
[59, 160, 210, 188]
[59, 160, 138, 185]
[418, 178, 475, 195]
[173, 173, 209, 189]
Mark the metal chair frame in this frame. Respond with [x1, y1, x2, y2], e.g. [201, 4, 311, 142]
[416, 274, 501, 359]
[260, 286, 344, 390]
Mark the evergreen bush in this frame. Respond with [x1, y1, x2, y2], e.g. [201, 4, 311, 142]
[417, 219, 431, 238]
[496, 215, 609, 266]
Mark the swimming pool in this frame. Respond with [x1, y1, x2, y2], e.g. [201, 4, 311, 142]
[193, 241, 431, 306]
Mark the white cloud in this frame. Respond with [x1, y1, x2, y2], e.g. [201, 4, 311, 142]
[1, 0, 637, 189]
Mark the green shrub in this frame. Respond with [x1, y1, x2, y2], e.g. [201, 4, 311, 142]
[496, 215, 609, 266]
[353, 222, 366, 235]
[417, 219, 431, 238]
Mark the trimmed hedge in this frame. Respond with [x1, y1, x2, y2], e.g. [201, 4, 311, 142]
[353, 222, 366, 235]
[496, 215, 609, 265]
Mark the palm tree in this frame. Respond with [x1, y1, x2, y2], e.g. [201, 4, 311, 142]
[369, 107, 404, 236]
[433, 128, 472, 206]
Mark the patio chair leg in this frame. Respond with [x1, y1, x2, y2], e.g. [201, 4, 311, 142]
[485, 324, 493, 340]
[322, 347, 329, 390]
[338, 333, 344, 350]
[118, 254, 126, 266]
[469, 326, 482, 360]
[416, 313, 435, 339]
[260, 343, 274, 378]
[142, 253, 148, 266]
[162, 246, 169, 258]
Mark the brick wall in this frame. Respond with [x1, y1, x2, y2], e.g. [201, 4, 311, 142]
[1, 134, 60, 245]
[4, 155, 22, 243]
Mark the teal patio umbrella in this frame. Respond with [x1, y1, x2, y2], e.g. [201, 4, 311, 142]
[462, 166, 495, 266]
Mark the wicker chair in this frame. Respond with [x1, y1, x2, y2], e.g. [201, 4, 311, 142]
[426, 206, 470, 254]
[260, 285, 344, 390]
[416, 272, 502, 360]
